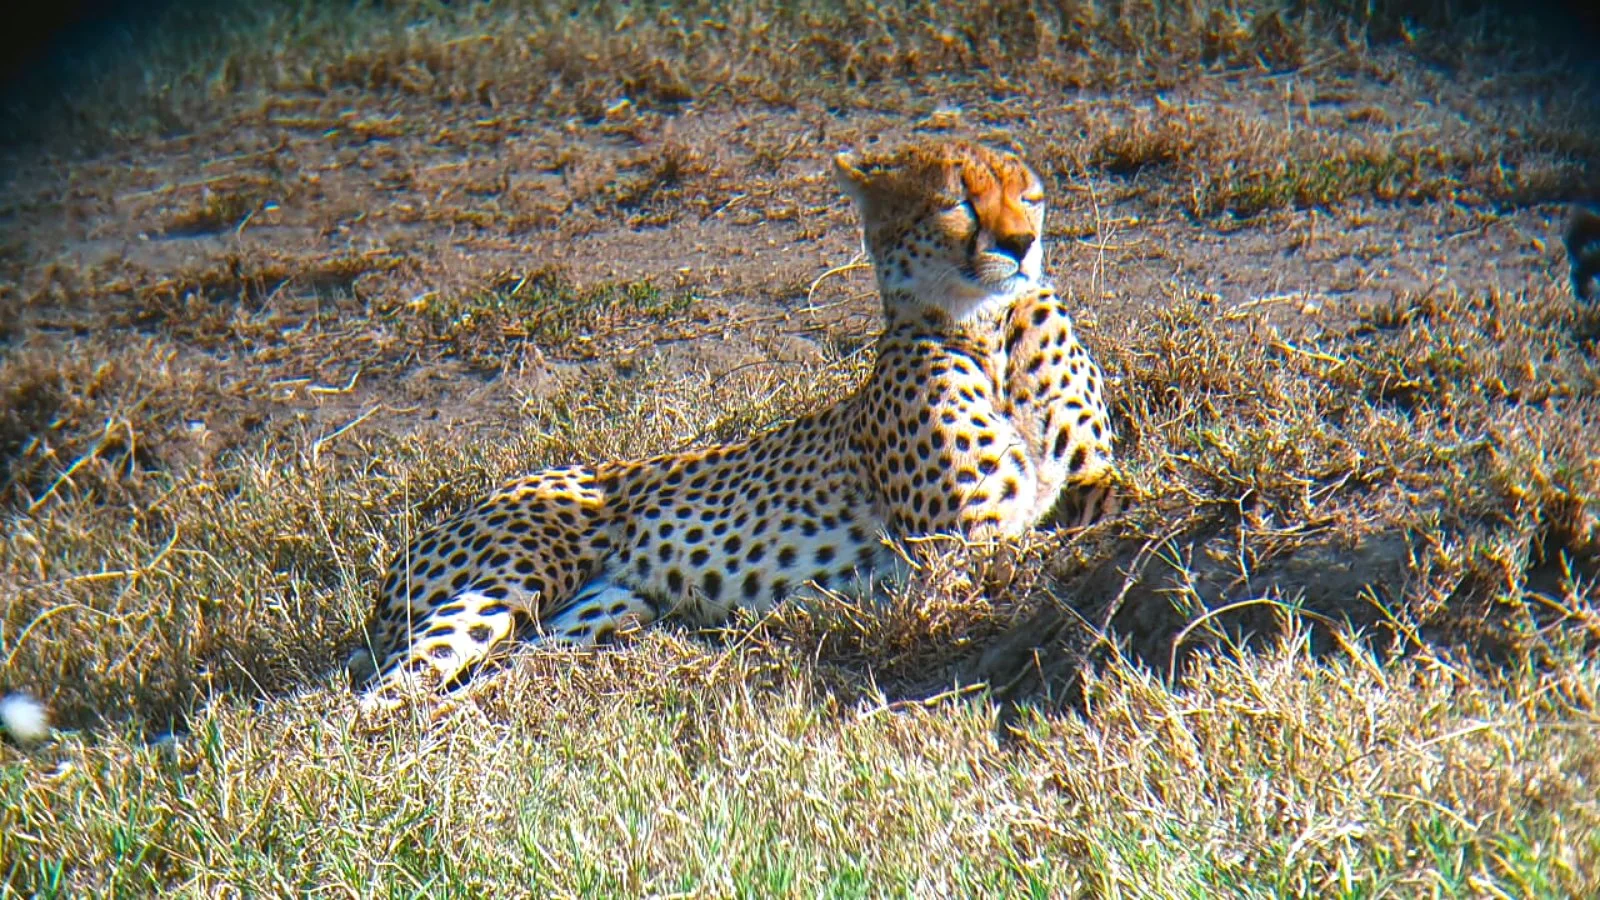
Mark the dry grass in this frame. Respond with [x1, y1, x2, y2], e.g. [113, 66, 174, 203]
[5, 621, 1597, 896]
[1078, 100, 1591, 218]
[3, 0, 1600, 896]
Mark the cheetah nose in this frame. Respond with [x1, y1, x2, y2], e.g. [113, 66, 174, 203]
[994, 232, 1034, 262]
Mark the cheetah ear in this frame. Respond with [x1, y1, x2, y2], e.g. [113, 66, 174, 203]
[833, 151, 875, 211]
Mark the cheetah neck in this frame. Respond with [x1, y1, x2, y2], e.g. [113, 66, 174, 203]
[880, 294, 1004, 359]
[881, 286, 1014, 331]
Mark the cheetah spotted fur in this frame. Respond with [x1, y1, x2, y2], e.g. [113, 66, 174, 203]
[353, 139, 1119, 711]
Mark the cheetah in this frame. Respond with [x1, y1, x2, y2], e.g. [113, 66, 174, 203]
[1567, 205, 1600, 301]
[353, 139, 1118, 710]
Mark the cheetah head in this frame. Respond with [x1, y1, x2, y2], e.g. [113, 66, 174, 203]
[834, 139, 1045, 322]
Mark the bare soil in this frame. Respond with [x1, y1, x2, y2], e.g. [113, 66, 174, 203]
[4, 51, 1589, 480]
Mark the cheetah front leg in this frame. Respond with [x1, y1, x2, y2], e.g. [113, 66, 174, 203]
[999, 288, 1119, 528]
[939, 412, 1041, 589]
[867, 341, 1043, 545]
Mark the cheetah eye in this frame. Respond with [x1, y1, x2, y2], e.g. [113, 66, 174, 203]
[945, 198, 977, 219]
[1019, 194, 1044, 208]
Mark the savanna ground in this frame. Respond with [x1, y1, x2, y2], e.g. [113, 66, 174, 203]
[2, 0, 1599, 896]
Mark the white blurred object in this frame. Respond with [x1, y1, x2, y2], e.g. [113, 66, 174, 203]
[1, 692, 51, 745]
